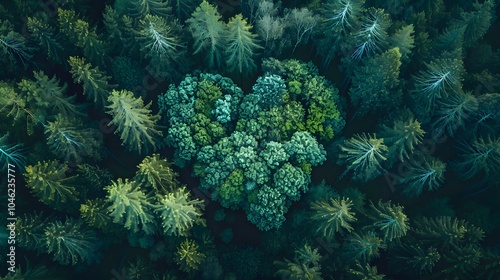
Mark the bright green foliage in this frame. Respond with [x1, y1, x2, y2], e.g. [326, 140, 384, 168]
[274, 243, 323, 280]
[411, 58, 464, 118]
[365, 200, 409, 241]
[68, 56, 114, 107]
[44, 114, 102, 163]
[431, 91, 478, 137]
[27, 17, 64, 63]
[106, 89, 162, 154]
[442, 245, 482, 277]
[247, 185, 287, 231]
[411, 216, 476, 247]
[154, 186, 206, 236]
[216, 169, 246, 209]
[349, 48, 402, 117]
[0, 133, 26, 171]
[186, 1, 226, 69]
[349, 262, 385, 280]
[80, 198, 113, 231]
[273, 163, 309, 201]
[44, 218, 100, 265]
[57, 9, 106, 65]
[225, 14, 261, 74]
[136, 14, 183, 77]
[135, 154, 179, 195]
[284, 131, 327, 166]
[24, 160, 79, 210]
[389, 244, 440, 275]
[396, 155, 446, 197]
[259, 141, 289, 169]
[16, 212, 53, 253]
[18, 71, 82, 118]
[311, 197, 357, 240]
[454, 135, 500, 179]
[452, 0, 494, 48]
[379, 118, 425, 163]
[261, 59, 345, 140]
[339, 133, 388, 182]
[176, 239, 206, 272]
[389, 24, 415, 62]
[343, 231, 386, 262]
[105, 178, 156, 234]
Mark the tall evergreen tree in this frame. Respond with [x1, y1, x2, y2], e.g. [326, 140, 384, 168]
[186, 1, 226, 69]
[106, 89, 162, 154]
[225, 14, 261, 75]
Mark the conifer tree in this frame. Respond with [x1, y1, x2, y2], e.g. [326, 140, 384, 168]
[24, 160, 79, 211]
[68, 56, 115, 107]
[339, 133, 388, 182]
[105, 178, 156, 234]
[225, 14, 261, 74]
[186, 1, 226, 69]
[106, 89, 162, 154]
[311, 197, 357, 241]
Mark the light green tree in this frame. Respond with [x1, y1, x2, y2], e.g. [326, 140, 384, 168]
[186, 1, 226, 69]
[68, 56, 115, 107]
[106, 89, 162, 154]
[311, 197, 357, 241]
[24, 160, 79, 211]
[225, 14, 261, 74]
[134, 154, 179, 195]
[105, 178, 156, 234]
[176, 239, 206, 272]
[154, 186, 206, 236]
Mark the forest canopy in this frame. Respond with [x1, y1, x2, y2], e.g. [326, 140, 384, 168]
[0, 0, 499, 279]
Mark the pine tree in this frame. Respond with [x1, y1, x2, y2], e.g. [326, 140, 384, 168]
[106, 89, 162, 154]
[431, 90, 478, 137]
[24, 160, 79, 211]
[186, 0, 226, 69]
[44, 114, 102, 163]
[225, 14, 261, 74]
[365, 200, 409, 241]
[311, 197, 357, 240]
[396, 155, 446, 198]
[27, 17, 65, 63]
[349, 47, 402, 117]
[176, 239, 206, 272]
[105, 178, 156, 234]
[339, 133, 388, 182]
[0, 133, 26, 171]
[68, 56, 115, 107]
[379, 118, 425, 164]
[154, 186, 206, 236]
[454, 135, 500, 179]
[134, 154, 179, 195]
[44, 218, 100, 265]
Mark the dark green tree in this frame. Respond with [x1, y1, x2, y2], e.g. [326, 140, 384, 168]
[349, 47, 402, 117]
[365, 200, 409, 241]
